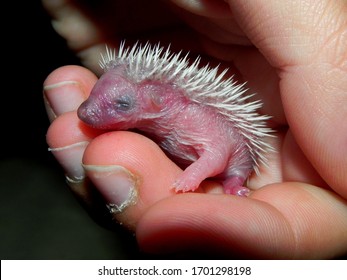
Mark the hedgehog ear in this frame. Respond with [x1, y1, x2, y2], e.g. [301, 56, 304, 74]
[149, 90, 163, 109]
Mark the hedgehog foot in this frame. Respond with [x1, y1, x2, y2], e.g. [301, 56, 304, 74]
[223, 176, 250, 196]
[173, 169, 204, 193]
[172, 150, 228, 193]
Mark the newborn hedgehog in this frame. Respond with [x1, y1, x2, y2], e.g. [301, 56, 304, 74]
[78, 42, 273, 196]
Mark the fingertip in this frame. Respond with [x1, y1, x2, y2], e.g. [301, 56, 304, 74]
[46, 111, 101, 148]
[43, 65, 98, 120]
[44, 65, 97, 86]
[82, 131, 182, 228]
[46, 111, 103, 182]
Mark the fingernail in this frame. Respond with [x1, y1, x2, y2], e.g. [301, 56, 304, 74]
[48, 141, 89, 182]
[83, 165, 138, 214]
[43, 81, 85, 120]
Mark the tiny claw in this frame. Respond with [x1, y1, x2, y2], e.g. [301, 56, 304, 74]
[172, 179, 198, 193]
[224, 186, 250, 197]
[223, 176, 250, 196]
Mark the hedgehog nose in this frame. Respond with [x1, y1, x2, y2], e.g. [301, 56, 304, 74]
[77, 100, 99, 127]
[77, 101, 88, 121]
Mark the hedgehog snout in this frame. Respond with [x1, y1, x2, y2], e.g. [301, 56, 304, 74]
[77, 100, 102, 127]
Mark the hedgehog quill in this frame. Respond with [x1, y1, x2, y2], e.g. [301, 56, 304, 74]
[77, 42, 274, 196]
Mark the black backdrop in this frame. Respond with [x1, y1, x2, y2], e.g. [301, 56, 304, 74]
[0, 0, 144, 259]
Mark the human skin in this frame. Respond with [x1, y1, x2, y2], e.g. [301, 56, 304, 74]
[43, 0, 347, 258]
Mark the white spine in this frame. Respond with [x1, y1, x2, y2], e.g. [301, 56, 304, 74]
[100, 42, 274, 172]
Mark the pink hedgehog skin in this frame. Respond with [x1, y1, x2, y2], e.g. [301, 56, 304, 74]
[77, 43, 273, 196]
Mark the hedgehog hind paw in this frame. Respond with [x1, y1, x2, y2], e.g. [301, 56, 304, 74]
[223, 185, 250, 196]
[223, 176, 250, 197]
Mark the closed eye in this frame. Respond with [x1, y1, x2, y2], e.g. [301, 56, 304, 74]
[114, 96, 133, 111]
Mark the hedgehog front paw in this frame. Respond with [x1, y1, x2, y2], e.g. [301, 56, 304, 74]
[172, 177, 200, 193]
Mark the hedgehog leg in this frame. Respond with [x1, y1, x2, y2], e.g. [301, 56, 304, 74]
[222, 176, 250, 196]
[173, 151, 228, 193]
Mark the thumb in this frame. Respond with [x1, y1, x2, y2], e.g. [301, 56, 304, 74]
[226, 0, 347, 196]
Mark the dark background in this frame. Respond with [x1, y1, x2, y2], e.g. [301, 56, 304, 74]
[0, 0, 143, 259]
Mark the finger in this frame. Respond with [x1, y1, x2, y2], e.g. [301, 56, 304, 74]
[43, 65, 97, 121]
[42, 0, 111, 72]
[46, 111, 103, 191]
[46, 110, 119, 228]
[81, 131, 184, 230]
[137, 182, 347, 259]
[170, 0, 233, 18]
[41, 0, 195, 72]
[44, 65, 99, 196]
[41, 0, 103, 51]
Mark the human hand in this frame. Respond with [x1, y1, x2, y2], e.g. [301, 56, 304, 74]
[43, 0, 347, 258]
